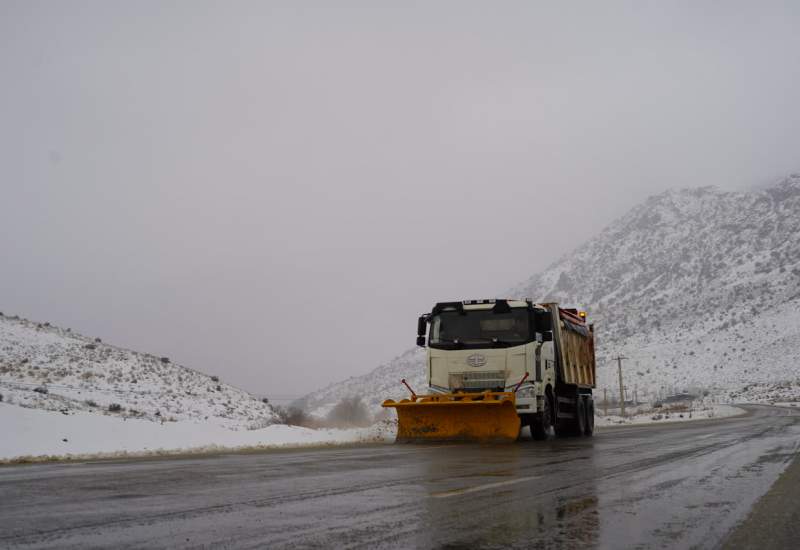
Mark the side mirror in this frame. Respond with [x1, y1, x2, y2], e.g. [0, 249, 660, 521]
[417, 316, 427, 337]
[534, 310, 553, 332]
[417, 315, 428, 347]
[541, 331, 553, 342]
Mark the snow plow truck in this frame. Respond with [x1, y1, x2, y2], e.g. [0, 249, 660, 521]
[382, 300, 596, 442]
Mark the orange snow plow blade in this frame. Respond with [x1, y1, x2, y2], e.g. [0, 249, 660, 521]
[382, 392, 520, 443]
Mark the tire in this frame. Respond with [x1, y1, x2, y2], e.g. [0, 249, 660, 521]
[575, 397, 587, 436]
[531, 393, 553, 440]
[553, 391, 573, 438]
[584, 398, 595, 436]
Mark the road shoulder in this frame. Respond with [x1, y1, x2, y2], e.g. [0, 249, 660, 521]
[722, 451, 800, 549]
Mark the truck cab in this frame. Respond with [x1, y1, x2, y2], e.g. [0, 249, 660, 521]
[422, 299, 556, 417]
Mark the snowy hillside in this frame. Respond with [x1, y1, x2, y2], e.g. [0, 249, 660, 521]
[295, 348, 427, 419]
[0, 313, 277, 429]
[299, 175, 800, 414]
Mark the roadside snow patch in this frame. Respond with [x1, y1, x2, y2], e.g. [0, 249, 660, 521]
[596, 404, 745, 427]
[0, 403, 394, 463]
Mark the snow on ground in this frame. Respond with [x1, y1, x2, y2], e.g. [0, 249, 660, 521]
[728, 381, 800, 404]
[0, 312, 401, 463]
[1, 400, 749, 463]
[0, 402, 395, 463]
[596, 404, 744, 427]
[0, 313, 277, 429]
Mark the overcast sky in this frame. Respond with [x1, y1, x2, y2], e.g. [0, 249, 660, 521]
[2, 1, 800, 396]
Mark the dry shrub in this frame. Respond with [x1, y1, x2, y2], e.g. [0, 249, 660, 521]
[326, 396, 372, 428]
[273, 406, 315, 428]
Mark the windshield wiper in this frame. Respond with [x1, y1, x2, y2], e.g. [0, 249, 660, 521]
[437, 338, 465, 348]
[491, 339, 525, 347]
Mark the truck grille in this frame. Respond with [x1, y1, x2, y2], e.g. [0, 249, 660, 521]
[449, 371, 506, 391]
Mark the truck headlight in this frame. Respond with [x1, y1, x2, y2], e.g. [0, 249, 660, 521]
[516, 387, 534, 398]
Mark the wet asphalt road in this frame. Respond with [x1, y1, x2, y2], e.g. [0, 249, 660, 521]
[1, 405, 799, 550]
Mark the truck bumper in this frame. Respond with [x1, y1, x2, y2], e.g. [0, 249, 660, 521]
[515, 396, 537, 414]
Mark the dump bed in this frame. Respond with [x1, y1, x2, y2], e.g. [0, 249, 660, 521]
[548, 305, 596, 388]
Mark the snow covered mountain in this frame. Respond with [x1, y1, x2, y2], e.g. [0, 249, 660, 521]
[298, 175, 800, 414]
[0, 313, 278, 429]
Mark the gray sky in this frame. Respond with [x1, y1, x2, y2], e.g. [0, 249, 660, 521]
[2, 1, 800, 396]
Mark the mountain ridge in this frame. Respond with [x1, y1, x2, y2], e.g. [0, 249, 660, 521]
[297, 175, 800, 415]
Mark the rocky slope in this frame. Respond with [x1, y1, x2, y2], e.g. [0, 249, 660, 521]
[298, 175, 800, 414]
[0, 313, 278, 429]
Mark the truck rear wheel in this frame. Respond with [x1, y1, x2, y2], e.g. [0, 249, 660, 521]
[531, 393, 553, 440]
[584, 398, 595, 436]
[575, 397, 587, 436]
[553, 391, 573, 438]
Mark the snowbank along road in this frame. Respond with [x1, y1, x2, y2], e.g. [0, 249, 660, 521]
[0, 405, 798, 549]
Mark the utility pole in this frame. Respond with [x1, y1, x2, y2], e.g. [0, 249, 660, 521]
[603, 388, 608, 416]
[613, 355, 627, 418]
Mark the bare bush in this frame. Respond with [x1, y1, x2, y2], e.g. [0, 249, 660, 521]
[272, 405, 311, 426]
[108, 403, 123, 412]
[33, 386, 48, 395]
[326, 396, 372, 428]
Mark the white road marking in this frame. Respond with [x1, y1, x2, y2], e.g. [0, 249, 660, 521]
[432, 475, 542, 498]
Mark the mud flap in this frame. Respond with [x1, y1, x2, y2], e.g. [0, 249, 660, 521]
[382, 392, 521, 443]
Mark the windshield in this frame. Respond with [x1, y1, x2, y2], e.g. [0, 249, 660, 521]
[429, 307, 531, 348]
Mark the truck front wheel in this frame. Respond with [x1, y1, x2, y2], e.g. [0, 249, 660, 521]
[531, 393, 553, 440]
